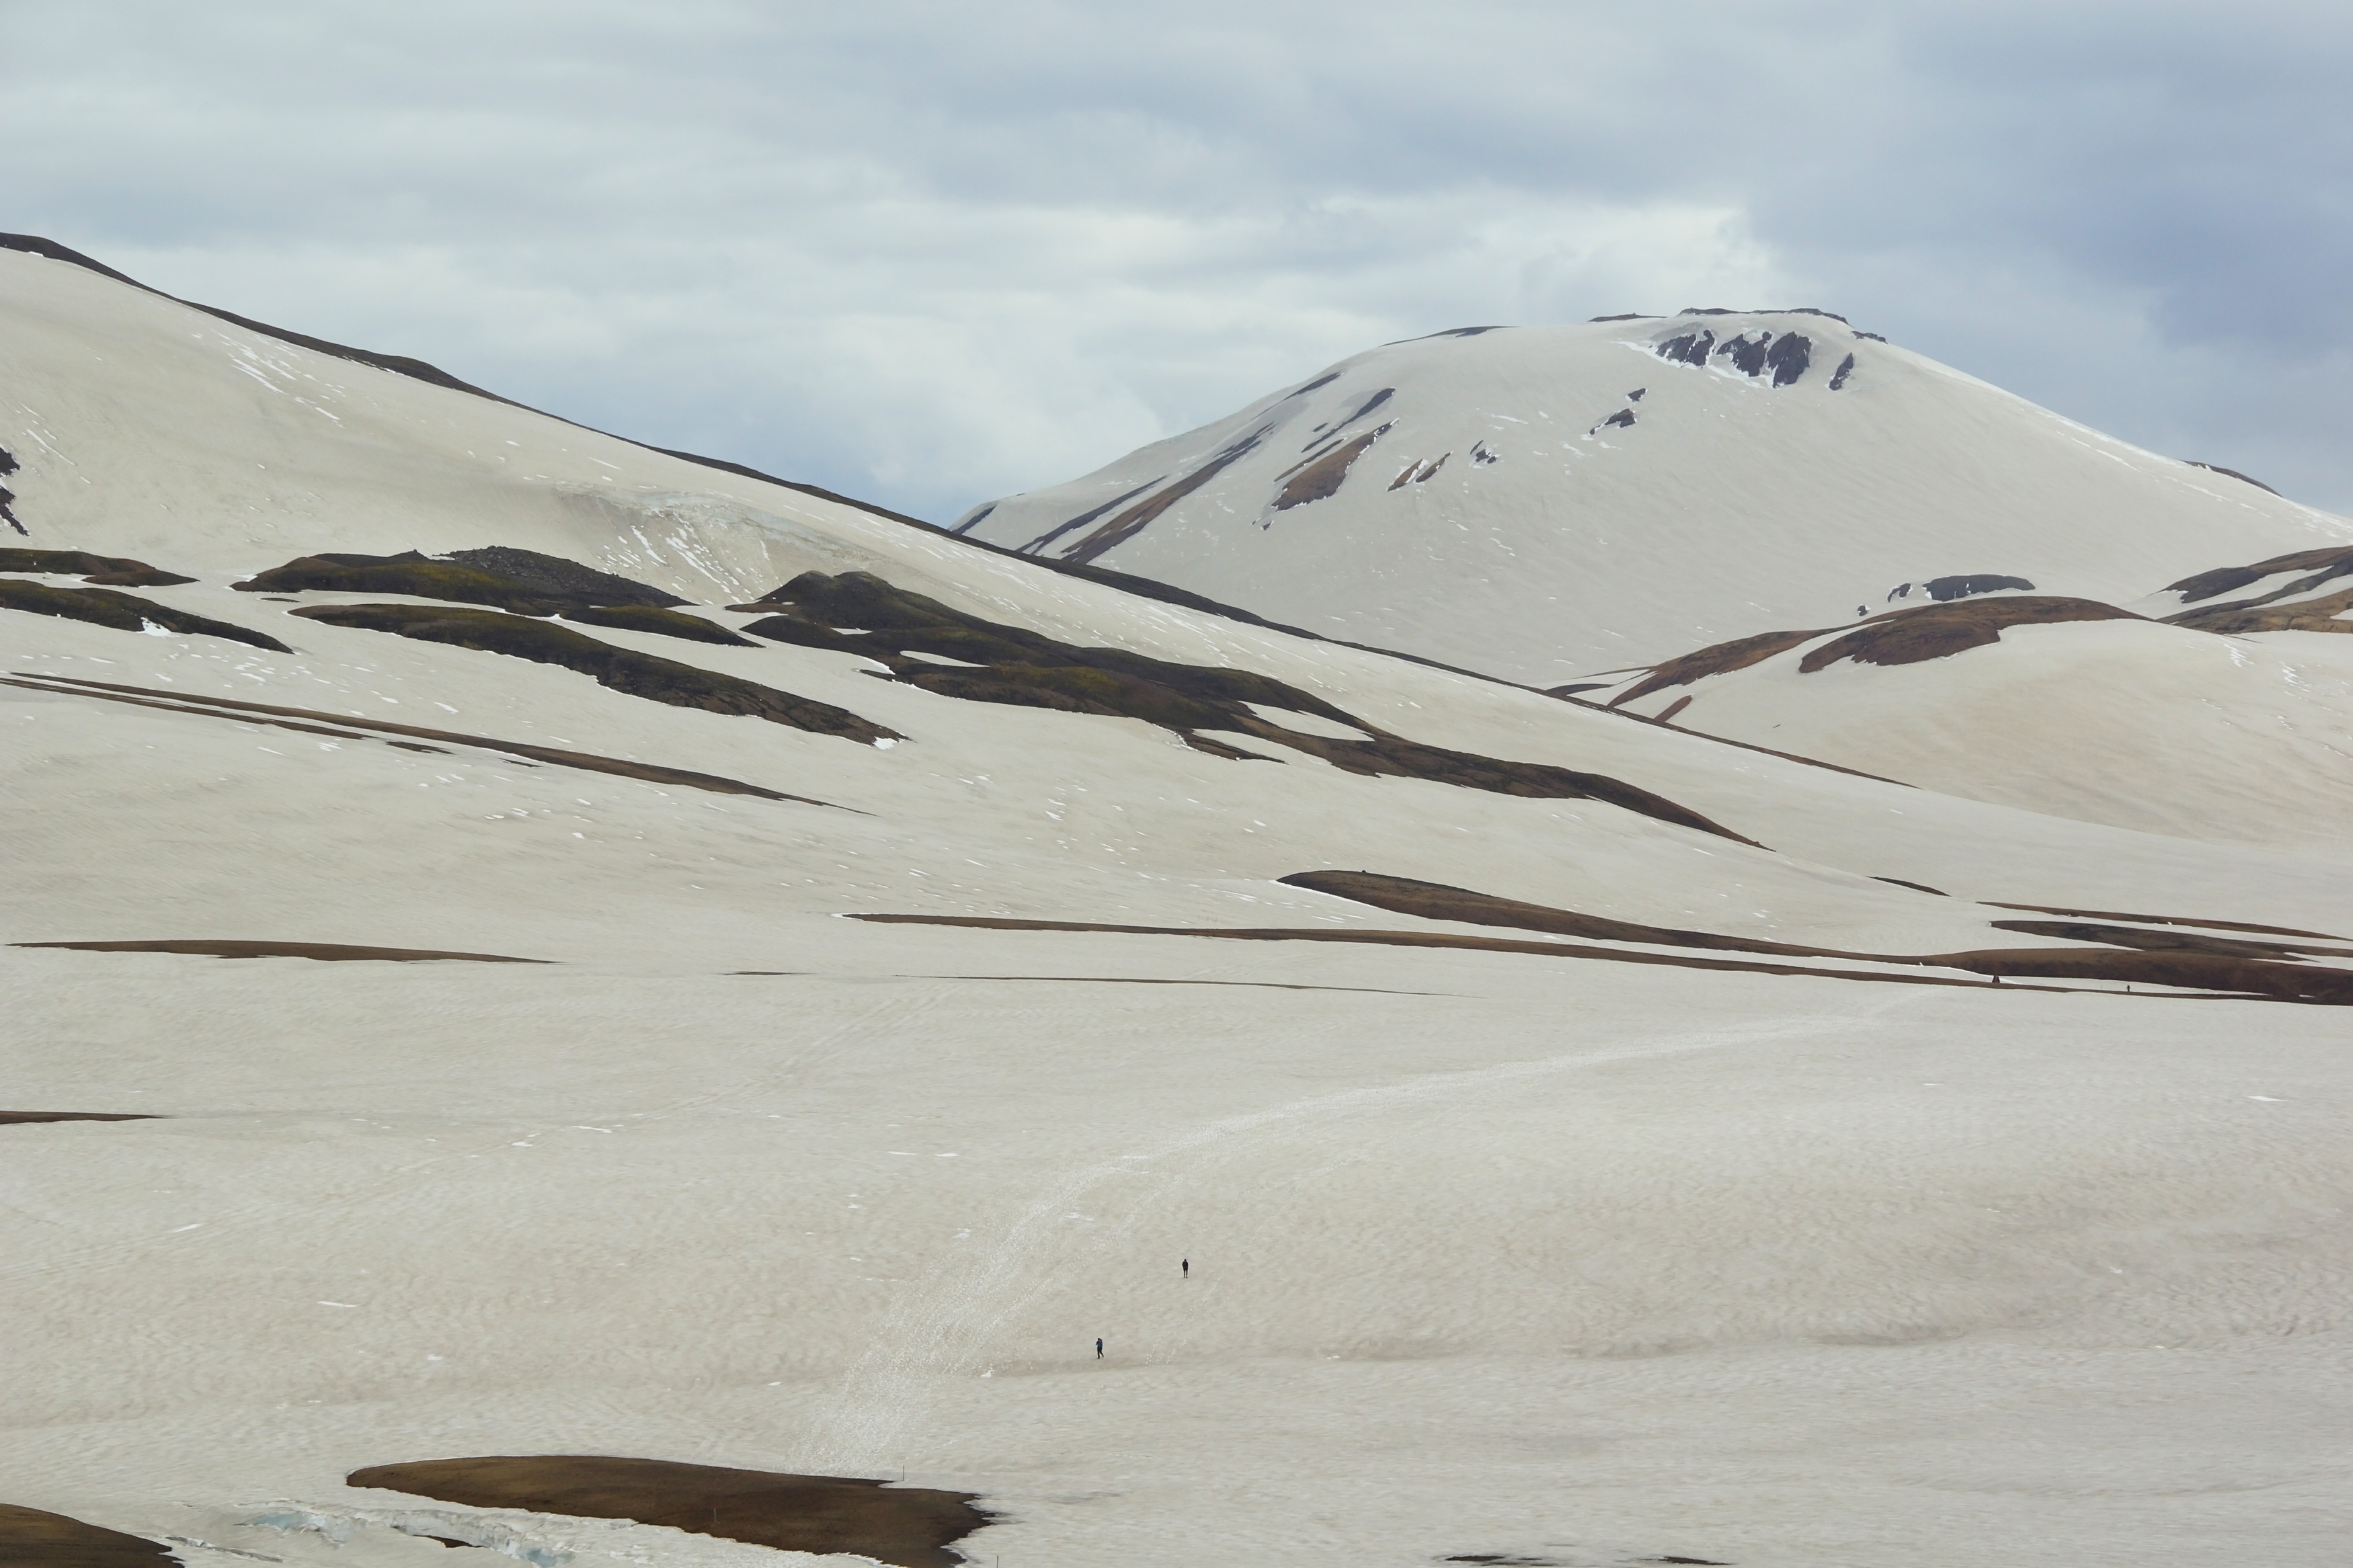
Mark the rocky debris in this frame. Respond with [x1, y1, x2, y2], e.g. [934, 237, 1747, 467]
[1471, 440, 1501, 463]
[0, 444, 19, 535]
[2164, 546, 2353, 606]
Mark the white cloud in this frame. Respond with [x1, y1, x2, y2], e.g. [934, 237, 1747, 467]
[5, 0, 2348, 518]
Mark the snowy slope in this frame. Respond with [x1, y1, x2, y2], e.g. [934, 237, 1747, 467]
[7, 246, 2353, 1568]
[957, 314, 2353, 684]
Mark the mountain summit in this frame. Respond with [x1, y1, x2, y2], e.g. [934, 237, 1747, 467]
[955, 313, 2349, 683]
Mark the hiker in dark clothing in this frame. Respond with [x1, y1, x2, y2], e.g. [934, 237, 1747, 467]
[1095, 1337, 1103, 1360]
[1181, 1257, 1189, 1279]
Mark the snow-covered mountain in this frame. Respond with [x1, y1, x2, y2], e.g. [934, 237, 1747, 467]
[7, 240, 2352, 1568]
[956, 313, 2352, 684]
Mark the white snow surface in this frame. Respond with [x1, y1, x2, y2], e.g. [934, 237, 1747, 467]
[6, 249, 2353, 1568]
[955, 315, 2353, 683]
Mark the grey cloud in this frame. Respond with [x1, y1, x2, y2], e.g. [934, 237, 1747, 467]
[5, 1, 2350, 518]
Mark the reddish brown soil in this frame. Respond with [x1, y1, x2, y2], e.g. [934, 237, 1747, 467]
[1273, 424, 1390, 509]
[14, 940, 547, 962]
[0, 1112, 161, 1125]
[291, 604, 897, 742]
[348, 1456, 992, 1568]
[3, 672, 850, 809]
[1609, 626, 1833, 706]
[1982, 901, 2342, 940]
[1797, 597, 2141, 672]
[853, 868, 2353, 1005]
[0, 1503, 173, 1566]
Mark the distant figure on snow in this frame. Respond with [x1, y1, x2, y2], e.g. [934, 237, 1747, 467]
[1095, 1337, 1104, 1360]
[1182, 1257, 1189, 1279]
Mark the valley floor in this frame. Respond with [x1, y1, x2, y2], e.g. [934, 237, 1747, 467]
[8, 932, 2348, 1568]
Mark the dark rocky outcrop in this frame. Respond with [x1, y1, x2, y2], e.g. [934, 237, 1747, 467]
[0, 548, 195, 587]
[1656, 330, 1716, 366]
[0, 579, 291, 651]
[1829, 352, 1857, 390]
[1915, 573, 2034, 603]
[1764, 333, 1812, 385]
[0, 445, 20, 535]
[2185, 460, 2280, 495]
[350, 1456, 993, 1568]
[291, 604, 898, 743]
[735, 571, 1750, 839]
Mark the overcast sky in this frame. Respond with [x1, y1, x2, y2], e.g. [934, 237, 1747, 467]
[7, 1, 2352, 521]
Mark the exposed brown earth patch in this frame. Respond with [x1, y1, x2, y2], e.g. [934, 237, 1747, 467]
[1047, 428, 1271, 565]
[850, 911, 2353, 1004]
[0, 1504, 173, 1567]
[236, 549, 685, 615]
[291, 604, 897, 743]
[1281, 870, 2353, 1002]
[1797, 597, 2141, 672]
[0, 579, 291, 653]
[1609, 626, 1833, 706]
[738, 572, 1750, 839]
[2164, 545, 2353, 606]
[1988, 919, 2353, 960]
[0, 548, 196, 587]
[16, 940, 547, 962]
[347, 1456, 992, 1568]
[1, 671, 848, 807]
[2167, 585, 2353, 636]
[0, 1111, 162, 1125]
[1273, 423, 1391, 510]
[1981, 901, 2342, 940]
[553, 604, 756, 646]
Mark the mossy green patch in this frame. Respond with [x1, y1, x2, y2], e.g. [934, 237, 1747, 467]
[292, 602, 896, 743]
[236, 548, 686, 614]
[559, 604, 756, 645]
[0, 578, 291, 651]
[0, 548, 196, 587]
[742, 571, 1747, 839]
